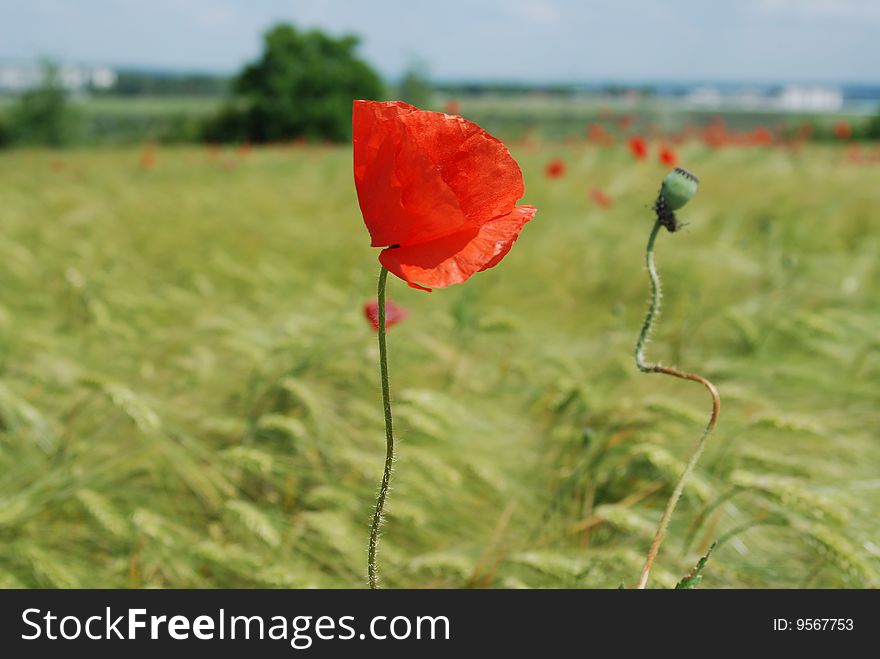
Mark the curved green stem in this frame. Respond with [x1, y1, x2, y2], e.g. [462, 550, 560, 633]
[368, 266, 395, 589]
[635, 221, 664, 373]
[634, 219, 721, 589]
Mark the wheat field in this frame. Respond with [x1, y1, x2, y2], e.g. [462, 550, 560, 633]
[1, 140, 877, 588]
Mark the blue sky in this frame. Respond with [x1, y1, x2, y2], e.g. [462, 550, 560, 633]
[2, 0, 878, 82]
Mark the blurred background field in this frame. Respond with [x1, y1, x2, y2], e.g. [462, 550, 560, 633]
[1, 136, 878, 588]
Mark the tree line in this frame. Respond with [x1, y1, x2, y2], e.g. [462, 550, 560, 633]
[2, 23, 879, 148]
[0, 24, 385, 148]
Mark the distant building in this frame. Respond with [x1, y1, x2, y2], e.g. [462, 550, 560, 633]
[731, 88, 767, 110]
[775, 86, 843, 112]
[683, 83, 844, 113]
[0, 63, 39, 91]
[0, 61, 117, 93]
[683, 86, 723, 108]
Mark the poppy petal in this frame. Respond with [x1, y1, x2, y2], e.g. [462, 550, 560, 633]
[363, 299, 409, 331]
[378, 205, 536, 291]
[354, 100, 526, 248]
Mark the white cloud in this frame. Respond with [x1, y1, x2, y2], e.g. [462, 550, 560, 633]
[508, 1, 562, 25]
[756, 0, 880, 21]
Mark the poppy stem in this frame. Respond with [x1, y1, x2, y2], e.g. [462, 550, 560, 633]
[368, 265, 395, 589]
[634, 219, 720, 589]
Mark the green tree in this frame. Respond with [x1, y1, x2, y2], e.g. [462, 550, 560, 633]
[398, 62, 432, 109]
[9, 61, 80, 147]
[203, 24, 383, 143]
[0, 113, 11, 149]
[866, 110, 880, 140]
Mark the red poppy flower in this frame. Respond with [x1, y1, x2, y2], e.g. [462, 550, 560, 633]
[658, 146, 678, 167]
[797, 122, 814, 140]
[590, 188, 613, 208]
[363, 299, 409, 332]
[545, 159, 566, 178]
[353, 100, 536, 292]
[751, 127, 773, 146]
[702, 127, 727, 149]
[444, 99, 461, 115]
[628, 136, 648, 160]
[587, 123, 612, 145]
[833, 121, 852, 140]
[701, 117, 729, 149]
[139, 143, 156, 170]
[847, 144, 862, 163]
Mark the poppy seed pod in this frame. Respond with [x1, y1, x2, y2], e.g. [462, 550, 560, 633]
[660, 167, 699, 211]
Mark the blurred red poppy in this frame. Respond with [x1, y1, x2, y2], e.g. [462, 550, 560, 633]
[444, 99, 461, 115]
[702, 129, 726, 149]
[628, 136, 648, 160]
[590, 188, 613, 208]
[363, 299, 409, 332]
[587, 123, 613, 146]
[545, 159, 566, 178]
[833, 121, 852, 140]
[701, 117, 729, 149]
[353, 100, 536, 291]
[617, 114, 635, 131]
[139, 143, 156, 170]
[847, 144, 862, 163]
[797, 122, 814, 140]
[658, 146, 678, 167]
[751, 127, 773, 146]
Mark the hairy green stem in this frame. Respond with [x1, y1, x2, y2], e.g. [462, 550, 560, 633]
[635, 221, 664, 372]
[634, 219, 720, 589]
[368, 266, 395, 589]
